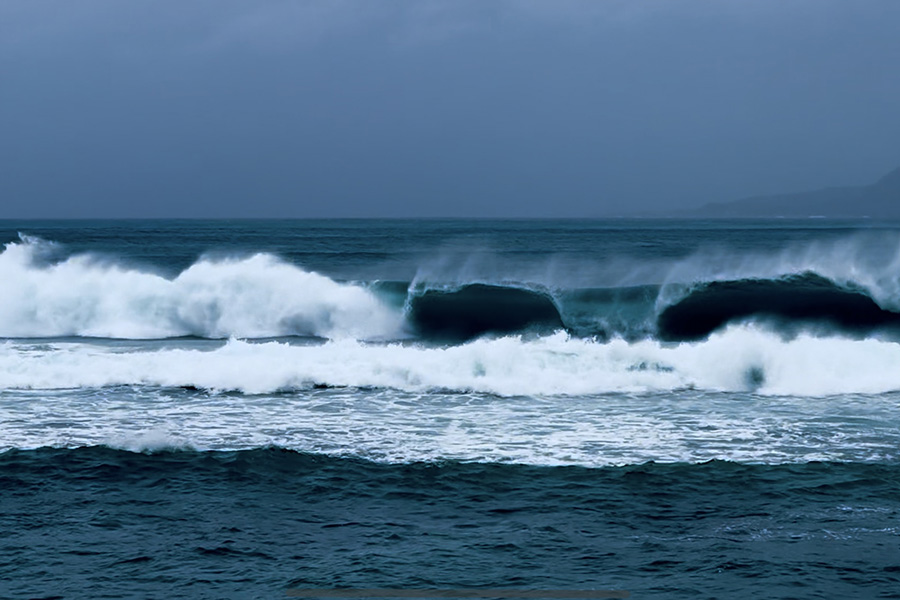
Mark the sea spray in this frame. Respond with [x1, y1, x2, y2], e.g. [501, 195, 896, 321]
[0, 236, 402, 340]
[4, 326, 900, 396]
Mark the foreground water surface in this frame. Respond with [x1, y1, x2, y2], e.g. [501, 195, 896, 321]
[2, 219, 899, 599]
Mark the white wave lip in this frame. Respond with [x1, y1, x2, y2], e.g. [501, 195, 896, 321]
[657, 233, 900, 310]
[0, 236, 401, 340]
[3, 326, 900, 396]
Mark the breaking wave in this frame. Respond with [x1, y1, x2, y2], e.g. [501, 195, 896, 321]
[0, 235, 402, 340]
[5, 326, 900, 396]
[406, 284, 564, 341]
[657, 272, 900, 340]
[5, 233, 900, 342]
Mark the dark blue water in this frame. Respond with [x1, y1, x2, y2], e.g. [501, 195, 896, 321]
[2, 218, 893, 277]
[3, 448, 899, 600]
[2, 220, 900, 599]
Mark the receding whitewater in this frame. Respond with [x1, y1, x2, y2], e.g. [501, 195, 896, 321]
[2, 220, 900, 599]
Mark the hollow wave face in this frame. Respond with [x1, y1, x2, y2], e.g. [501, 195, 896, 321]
[656, 272, 900, 340]
[5, 229, 900, 467]
[656, 233, 900, 311]
[7, 232, 900, 343]
[406, 284, 564, 341]
[0, 236, 402, 340]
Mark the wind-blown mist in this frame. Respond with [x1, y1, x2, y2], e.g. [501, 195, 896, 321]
[6, 230, 900, 343]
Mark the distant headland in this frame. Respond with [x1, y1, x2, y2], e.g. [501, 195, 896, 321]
[689, 165, 900, 218]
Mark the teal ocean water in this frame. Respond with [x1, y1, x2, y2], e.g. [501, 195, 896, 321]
[1, 220, 899, 599]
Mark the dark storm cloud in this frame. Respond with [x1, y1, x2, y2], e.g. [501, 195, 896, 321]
[1, 0, 899, 217]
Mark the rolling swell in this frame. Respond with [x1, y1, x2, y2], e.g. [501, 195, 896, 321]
[657, 272, 900, 340]
[406, 284, 564, 341]
[403, 273, 900, 342]
[10, 233, 900, 344]
[3, 446, 900, 599]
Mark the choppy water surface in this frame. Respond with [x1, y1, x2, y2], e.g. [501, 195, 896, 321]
[2, 219, 900, 599]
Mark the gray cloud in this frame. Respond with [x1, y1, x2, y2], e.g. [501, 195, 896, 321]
[1, 0, 898, 217]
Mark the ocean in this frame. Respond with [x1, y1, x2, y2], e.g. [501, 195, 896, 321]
[1, 219, 899, 599]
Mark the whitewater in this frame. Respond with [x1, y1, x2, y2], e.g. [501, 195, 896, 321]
[0, 234, 402, 340]
[5, 327, 900, 397]
[4, 220, 900, 600]
[6, 229, 900, 342]
[3, 221, 900, 463]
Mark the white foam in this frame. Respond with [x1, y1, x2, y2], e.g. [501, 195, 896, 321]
[2, 353, 898, 465]
[106, 428, 195, 453]
[3, 326, 900, 397]
[0, 236, 401, 340]
[3, 327, 900, 465]
[7, 232, 900, 342]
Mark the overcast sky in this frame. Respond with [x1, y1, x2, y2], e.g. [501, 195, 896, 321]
[1, 0, 899, 218]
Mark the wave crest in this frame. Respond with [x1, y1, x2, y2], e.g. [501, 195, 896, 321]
[7, 233, 900, 343]
[0, 236, 401, 340]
